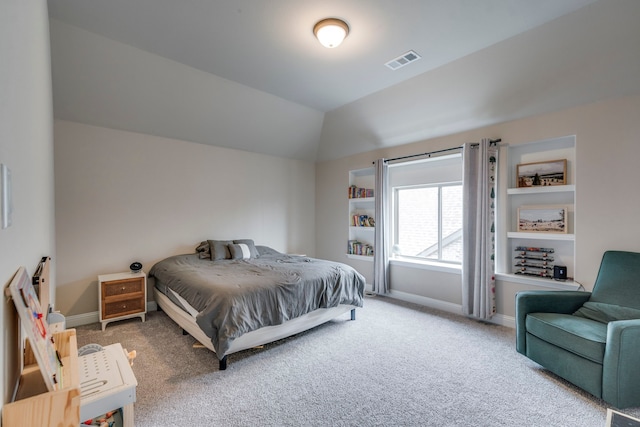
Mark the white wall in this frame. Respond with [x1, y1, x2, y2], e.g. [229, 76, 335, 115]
[316, 94, 640, 322]
[0, 0, 55, 409]
[54, 120, 315, 318]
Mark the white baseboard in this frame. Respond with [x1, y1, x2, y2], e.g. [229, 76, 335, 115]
[66, 301, 158, 328]
[387, 289, 463, 315]
[66, 311, 99, 328]
[385, 290, 516, 329]
[490, 313, 516, 329]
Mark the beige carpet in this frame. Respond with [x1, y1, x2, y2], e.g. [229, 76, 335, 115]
[75, 296, 640, 426]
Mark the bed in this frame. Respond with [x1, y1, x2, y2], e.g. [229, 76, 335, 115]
[149, 240, 365, 370]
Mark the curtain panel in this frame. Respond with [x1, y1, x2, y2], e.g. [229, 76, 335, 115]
[373, 159, 390, 295]
[461, 139, 498, 319]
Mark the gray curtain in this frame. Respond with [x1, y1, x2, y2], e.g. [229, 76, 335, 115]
[461, 139, 498, 319]
[373, 159, 390, 295]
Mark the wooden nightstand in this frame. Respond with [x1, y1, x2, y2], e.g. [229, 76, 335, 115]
[98, 271, 147, 331]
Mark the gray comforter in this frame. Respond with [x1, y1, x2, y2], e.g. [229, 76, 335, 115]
[149, 248, 365, 358]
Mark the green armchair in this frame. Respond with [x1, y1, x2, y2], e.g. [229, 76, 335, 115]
[516, 250, 640, 408]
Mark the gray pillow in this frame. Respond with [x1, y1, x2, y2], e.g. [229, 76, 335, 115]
[207, 240, 233, 260]
[233, 239, 259, 258]
[228, 243, 252, 260]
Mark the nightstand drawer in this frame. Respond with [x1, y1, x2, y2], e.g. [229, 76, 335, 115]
[103, 277, 144, 298]
[103, 296, 145, 319]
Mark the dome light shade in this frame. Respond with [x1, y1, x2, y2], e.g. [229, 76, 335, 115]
[313, 18, 349, 48]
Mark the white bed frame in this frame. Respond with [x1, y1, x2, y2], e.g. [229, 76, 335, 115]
[153, 288, 357, 370]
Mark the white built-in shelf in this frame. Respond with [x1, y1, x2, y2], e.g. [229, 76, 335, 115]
[499, 135, 577, 282]
[496, 273, 581, 290]
[507, 232, 575, 241]
[349, 197, 375, 203]
[507, 184, 575, 195]
[348, 167, 376, 263]
[346, 254, 374, 261]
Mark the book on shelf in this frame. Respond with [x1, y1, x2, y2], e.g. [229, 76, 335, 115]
[347, 240, 374, 256]
[351, 214, 375, 227]
[348, 185, 374, 199]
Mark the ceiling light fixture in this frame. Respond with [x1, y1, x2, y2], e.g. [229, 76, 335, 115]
[313, 18, 349, 48]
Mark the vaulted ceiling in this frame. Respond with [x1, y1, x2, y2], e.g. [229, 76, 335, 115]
[47, 0, 640, 162]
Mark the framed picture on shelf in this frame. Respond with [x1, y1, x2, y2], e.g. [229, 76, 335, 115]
[516, 159, 567, 187]
[517, 205, 568, 233]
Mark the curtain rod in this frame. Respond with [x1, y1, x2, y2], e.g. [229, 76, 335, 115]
[372, 138, 501, 164]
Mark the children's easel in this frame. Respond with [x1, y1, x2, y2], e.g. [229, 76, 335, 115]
[3, 261, 138, 427]
[3, 266, 81, 426]
[6, 266, 60, 391]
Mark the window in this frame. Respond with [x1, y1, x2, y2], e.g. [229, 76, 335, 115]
[389, 154, 462, 265]
[394, 183, 462, 263]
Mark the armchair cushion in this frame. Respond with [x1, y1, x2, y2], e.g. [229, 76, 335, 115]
[526, 313, 607, 363]
[589, 251, 640, 309]
[573, 301, 640, 324]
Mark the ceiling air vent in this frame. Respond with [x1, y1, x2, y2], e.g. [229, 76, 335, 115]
[385, 50, 421, 70]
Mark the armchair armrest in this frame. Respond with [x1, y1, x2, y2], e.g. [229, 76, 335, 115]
[603, 319, 640, 408]
[515, 290, 591, 354]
